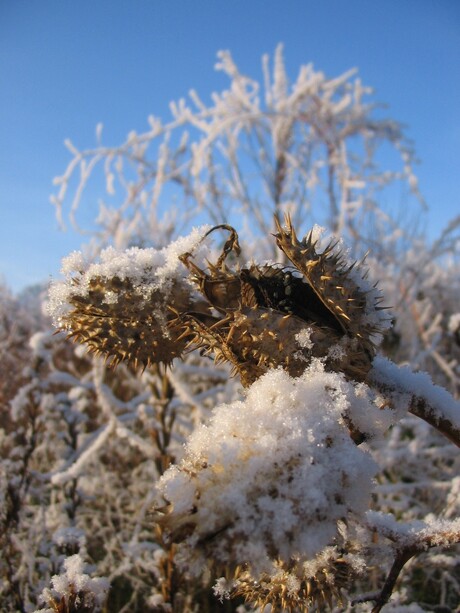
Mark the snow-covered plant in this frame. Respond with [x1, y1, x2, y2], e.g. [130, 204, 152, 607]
[48, 217, 460, 611]
[2, 46, 459, 612]
[35, 553, 109, 613]
[50, 44, 460, 397]
[0, 283, 38, 412]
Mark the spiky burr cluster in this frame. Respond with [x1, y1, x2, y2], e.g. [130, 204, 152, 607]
[230, 550, 354, 613]
[273, 216, 387, 367]
[172, 218, 388, 387]
[49, 216, 388, 382]
[47, 229, 211, 369]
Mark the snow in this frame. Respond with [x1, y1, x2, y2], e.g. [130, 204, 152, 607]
[47, 225, 211, 326]
[295, 327, 314, 350]
[51, 554, 108, 602]
[366, 510, 460, 550]
[371, 356, 460, 429]
[35, 554, 109, 612]
[157, 361, 393, 574]
[448, 312, 460, 334]
[52, 527, 86, 550]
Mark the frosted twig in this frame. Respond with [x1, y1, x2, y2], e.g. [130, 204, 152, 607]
[365, 512, 460, 612]
[50, 420, 115, 485]
[369, 356, 460, 447]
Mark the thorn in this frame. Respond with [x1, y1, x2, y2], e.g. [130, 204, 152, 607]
[176, 329, 192, 342]
[226, 325, 236, 344]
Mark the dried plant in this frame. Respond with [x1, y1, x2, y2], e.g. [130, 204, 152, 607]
[48, 216, 460, 612]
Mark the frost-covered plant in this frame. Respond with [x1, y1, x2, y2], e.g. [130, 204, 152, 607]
[50, 44, 460, 396]
[0, 283, 38, 414]
[48, 217, 460, 611]
[52, 45, 424, 256]
[2, 45, 460, 612]
[35, 553, 109, 613]
[1, 278, 236, 611]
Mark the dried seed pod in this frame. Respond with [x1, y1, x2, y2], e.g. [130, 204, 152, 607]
[240, 264, 344, 332]
[175, 220, 387, 385]
[50, 219, 389, 383]
[274, 215, 388, 379]
[57, 274, 201, 369]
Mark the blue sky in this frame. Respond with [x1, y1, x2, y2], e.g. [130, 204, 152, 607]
[1, 0, 459, 293]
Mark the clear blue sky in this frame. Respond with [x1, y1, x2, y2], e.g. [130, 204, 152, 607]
[1, 0, 459, 293]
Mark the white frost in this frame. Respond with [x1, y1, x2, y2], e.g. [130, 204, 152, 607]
[35, 554, 109, 612]
[371, 356, 460, 429]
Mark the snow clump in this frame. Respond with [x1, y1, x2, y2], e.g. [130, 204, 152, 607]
[157, 361, 392, 575]
[47, 225, 211, 326]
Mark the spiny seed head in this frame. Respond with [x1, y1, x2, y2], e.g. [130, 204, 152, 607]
[61, 275, 192, 368]
[273, 214, 390, 377]
[51, 218, 390, 383]
[231, 554, 353, 613]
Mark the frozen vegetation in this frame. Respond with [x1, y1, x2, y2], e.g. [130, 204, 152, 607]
[1, 46, 459, 613]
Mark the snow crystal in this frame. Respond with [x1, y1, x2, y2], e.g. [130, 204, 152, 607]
[327, 342, 346, 361]
[157, 362, 387, 573]
[213, 577, 233, 601]
[52, 554, 109, 603]
[295, 327, 314, 350]
[60, 250, 87, 276]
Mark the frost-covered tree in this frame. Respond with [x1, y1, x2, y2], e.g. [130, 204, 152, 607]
[1, 46, 460, 612]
